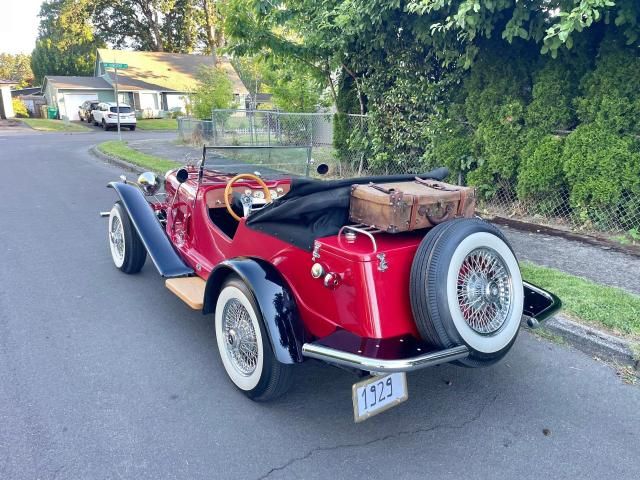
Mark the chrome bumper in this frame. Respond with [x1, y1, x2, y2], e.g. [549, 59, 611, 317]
[302, 342, 469, 373]
[301, 330, 469, 373]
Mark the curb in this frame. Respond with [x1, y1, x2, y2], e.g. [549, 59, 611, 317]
[90, 145, 146, 175]
[539, 314, 638, 369]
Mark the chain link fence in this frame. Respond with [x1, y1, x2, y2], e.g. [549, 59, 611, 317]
[177, 110, 640, 242]
[178, 110, 368, 177]
[479, 179, 640, 241]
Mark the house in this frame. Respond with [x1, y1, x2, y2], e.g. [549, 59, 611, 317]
[0, 79, 18, 119]
[43, 49, 249, 121]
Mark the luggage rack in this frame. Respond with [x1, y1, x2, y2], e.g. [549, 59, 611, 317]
[338, 224, 383, 254]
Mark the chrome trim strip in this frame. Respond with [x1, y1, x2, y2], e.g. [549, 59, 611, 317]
[301, 343, 469, 373]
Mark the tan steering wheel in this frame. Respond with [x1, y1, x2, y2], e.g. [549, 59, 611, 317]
[224, 173, 273, 222]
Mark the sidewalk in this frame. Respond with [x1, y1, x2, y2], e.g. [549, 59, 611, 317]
[502, 225, 639, 296]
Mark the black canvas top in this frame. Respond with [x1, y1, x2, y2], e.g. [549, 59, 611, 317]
[246, 167, 449, 250]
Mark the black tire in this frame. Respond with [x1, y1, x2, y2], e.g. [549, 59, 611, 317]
[214, 276, 293, 401]
[93, 118, 98, 126]
[130, 126, 136, 131]
[102, 120, 108, 130]
[108, 201, 147, 274]
[410, 218, 524, 367]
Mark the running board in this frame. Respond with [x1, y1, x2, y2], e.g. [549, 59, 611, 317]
[301, 330, 469, 373]
[165, 277, 206, 310]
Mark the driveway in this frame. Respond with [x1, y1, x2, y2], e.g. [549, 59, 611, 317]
[0, 131, 638, 480]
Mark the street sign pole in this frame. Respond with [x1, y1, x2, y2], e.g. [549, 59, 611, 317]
[114, 66, 121, 141]
[102, 62, 127, 141]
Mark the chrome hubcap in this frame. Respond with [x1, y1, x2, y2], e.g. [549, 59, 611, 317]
[222, 299, 258, 376]
[457, 247, 513, 335]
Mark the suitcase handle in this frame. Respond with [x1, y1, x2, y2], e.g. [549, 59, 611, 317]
[419, 203, 455, 225]
[414, 177, 457, 191]
[368, 183, 396, 195]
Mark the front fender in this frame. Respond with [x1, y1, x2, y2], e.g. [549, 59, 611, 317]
[203, 258, 306, 364]
[108, 182, 193, 278]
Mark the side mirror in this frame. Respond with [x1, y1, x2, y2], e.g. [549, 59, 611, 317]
[176, 168, 189, 183]
[316, 163, 329, 175]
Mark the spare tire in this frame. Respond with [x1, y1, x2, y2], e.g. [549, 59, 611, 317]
[410, 218, 524, 367]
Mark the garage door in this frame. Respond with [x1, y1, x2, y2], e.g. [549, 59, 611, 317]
[62, 93, 99, 121]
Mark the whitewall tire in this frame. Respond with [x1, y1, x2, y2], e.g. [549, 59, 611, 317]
[214, 276, 293, 401]
[410, 218, 524, 367]
[108, 202, 147, 274]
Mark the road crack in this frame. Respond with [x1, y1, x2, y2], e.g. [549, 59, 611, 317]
[256, 393, 499, 480]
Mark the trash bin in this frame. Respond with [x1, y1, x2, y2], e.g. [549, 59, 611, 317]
[47, 106, 58, 119]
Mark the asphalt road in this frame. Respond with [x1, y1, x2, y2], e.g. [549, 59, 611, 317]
[1, 130, 639, 480]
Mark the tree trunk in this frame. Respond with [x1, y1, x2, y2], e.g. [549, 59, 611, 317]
[203, 0, 218, 64]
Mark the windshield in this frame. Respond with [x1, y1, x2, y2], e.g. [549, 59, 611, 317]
[202, 146, 318, 178]
[110, 106, 132, 113]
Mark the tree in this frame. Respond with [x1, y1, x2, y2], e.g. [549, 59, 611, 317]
[31, 0, 104, 83]
[92, 0, 222, 54]
[0, 54, 34, 87]
[190, 65, 235, 119]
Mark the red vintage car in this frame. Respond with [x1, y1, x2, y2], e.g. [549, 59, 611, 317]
[103, 146, 560, 421]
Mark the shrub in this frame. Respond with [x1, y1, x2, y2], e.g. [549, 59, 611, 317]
[526, 60, 578, 132]
[467, 101, 527, 198]
[190, 65, 235, 120]
[12, 98, 29, 118]
[575, 34, 640, 135]
[517, 133, 567, 213]
[562, 124, 640, 227]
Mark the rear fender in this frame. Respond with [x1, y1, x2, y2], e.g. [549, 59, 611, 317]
[108, 182, 193, 278]
[203, 258, 305, 364]
[523, 281, 562, 324]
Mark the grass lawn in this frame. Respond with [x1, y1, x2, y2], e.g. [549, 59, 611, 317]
[135, 119, 178, 130]
[21, 118, 90, 132]
[97, 140, 178, 173]
[521, 261, 640, 338]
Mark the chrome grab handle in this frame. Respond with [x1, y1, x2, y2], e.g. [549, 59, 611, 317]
[338, 225, 378, 254]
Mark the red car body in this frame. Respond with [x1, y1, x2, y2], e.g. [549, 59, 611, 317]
[163, 166, 425, 341]
[105, 154, 560, 411]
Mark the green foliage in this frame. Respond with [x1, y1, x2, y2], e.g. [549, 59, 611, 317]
[0, 54, 34, 87]
[562, 124, 640, 227]
[526, 59, 581, 132]
[11, 98, 29, 118]
[31, 0, 103, 83]
[575, 33, 640, 135]
[190, 65, 235, 119]
[517, 134, 566, 212]
[265, 61, 324, 113]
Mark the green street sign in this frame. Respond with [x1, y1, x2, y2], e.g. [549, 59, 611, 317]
[102, 62, 128, 69]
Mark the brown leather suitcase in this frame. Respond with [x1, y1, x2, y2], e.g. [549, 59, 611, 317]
[349, 178, 476, 233]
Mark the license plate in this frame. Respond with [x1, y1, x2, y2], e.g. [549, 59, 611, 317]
[352, 372, 408, 422]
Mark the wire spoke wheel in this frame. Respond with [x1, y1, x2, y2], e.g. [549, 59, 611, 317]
[109, 214, 125, 265]
[457, 247, 513, 335]
[222, 299, 259, 376]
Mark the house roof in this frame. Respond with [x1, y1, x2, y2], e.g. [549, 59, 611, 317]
[96, 49, 249, 95]
[44, 76, 112, 90]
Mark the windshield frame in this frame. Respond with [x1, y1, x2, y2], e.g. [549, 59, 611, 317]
[198, 145, 313, 183]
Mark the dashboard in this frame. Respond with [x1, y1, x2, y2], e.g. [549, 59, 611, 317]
[205, 183, 291, 208]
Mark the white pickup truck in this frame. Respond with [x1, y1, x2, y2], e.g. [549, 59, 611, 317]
[91, 102, 137, 131]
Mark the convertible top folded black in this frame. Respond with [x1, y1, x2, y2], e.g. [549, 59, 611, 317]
[246, 167, 449, 250]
